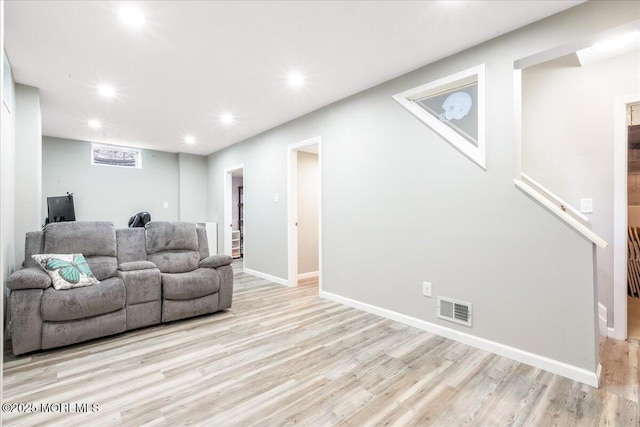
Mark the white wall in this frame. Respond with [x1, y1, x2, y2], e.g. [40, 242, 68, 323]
[42, 136, 180, 229]
[1, 48, 16, 338]
[207, 2, 640, 382]
[1, 0, 7, 373]
[522, 50, 640, 326]
[297, 151, 318, 274]
[178, 152, 208, 223]
[14, 83, 41, 267]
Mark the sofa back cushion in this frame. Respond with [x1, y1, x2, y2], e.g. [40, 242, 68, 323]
[43, 221, 118, 281]
[145, 222, 199, 273]
[196, 226, 210, 260]
[23, 230, 44, 269]
[116, 228, 147, 264]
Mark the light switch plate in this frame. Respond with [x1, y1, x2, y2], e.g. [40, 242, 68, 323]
[422, 282, 432, 297]
[580, 198, 593, 214]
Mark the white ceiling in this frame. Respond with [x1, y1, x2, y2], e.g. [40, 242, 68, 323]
[5, 1, 583, 156]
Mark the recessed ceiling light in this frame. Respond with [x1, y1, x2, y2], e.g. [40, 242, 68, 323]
[98, 85, 116, 98]
[185, 136, 195, 144]
[220, 114, 234, 124]
[592, 32, 639, 52]
[88, 120, 102, 129]
[287, 72, 305, 87]
[119, 5, 146, 28]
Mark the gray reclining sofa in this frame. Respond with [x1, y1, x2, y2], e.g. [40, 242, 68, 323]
[7, 221, 233, 355]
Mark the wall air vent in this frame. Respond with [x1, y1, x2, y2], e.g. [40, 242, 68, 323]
[437, 296, 472, 327]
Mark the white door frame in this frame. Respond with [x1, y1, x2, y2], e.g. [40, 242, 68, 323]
[287, 136, 322, 289]
[612, 94, 640, 340]
[223, 164, 245, 261]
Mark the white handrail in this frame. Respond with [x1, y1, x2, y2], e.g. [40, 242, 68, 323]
[521, 173, 589, 223]
[514, 179, 608, 249]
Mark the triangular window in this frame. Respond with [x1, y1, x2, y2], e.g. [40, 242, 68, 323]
[393, 65, 486, 169]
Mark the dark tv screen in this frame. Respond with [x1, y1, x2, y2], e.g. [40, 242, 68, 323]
[47, 195, 76, 223]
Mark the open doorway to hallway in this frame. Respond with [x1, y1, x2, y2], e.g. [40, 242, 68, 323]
[626, 103, 640, 340]
[613, 95, 640, 342]
[287, 137, 321, 292]
[224, 164, 244, 271]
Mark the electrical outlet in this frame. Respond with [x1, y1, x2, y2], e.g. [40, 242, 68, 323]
[163, 202, 169, 209]
[422, 281, 432, 297]
[274, 193, 279, 202]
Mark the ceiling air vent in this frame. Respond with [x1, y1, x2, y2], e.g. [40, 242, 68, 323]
[437, 296, 472, 327]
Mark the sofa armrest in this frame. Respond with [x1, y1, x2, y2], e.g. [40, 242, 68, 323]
[119, 261, 157, 272]
[217, 265, 233, 310]
[7, 268, 52, 290]
[199, 255, 233, 269]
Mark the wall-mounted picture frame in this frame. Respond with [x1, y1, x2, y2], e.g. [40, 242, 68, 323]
[393, 64, 486, 169]
[90, 143, 142, 169]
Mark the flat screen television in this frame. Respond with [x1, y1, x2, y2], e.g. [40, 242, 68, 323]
[47, 194, 76, 223]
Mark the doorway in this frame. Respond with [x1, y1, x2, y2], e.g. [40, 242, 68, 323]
[287, 136, 321, 290]
[224, 164, 244, 270]
[615, 100, 640, 340]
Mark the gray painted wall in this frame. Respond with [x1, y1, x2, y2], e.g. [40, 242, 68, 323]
[208, 132, 290, 277]
[42, 137, 180, 229]
[14, 84, 42, 267]
[207, 2, 640, 373]
[297, 151, 319, 274]
[178, 153, 208, 223]
[522, 51, 640, 326]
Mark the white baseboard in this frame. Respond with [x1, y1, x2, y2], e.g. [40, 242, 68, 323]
[320, 290, 599, 388]
[607, 326, 622, 340]
[298, 271, 319, 280]
[243, 268, 289, 287]
[598, 303, 608, 337]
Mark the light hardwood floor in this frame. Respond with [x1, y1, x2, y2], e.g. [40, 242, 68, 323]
[628, 297, 640, 341]
[2, 270, 639, 426]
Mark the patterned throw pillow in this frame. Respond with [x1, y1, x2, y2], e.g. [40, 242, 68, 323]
[31, 253, 99, 290]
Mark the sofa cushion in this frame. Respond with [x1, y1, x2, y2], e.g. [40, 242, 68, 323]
[85, 255, 118, 281]
[162, 268, 220, 300]
[42, 309, 125, 350]
[145, 222, 201, 274]
[162, 293, 218, 323]
[43, 221, 117, 257]
[116, 228, 147, 264]
[32, 254, 99, 290]
[41, 276, 125, 321]
[146, 222, 199, 254]
[42, 221, 119, 280]
[148, 251, 200, 274]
